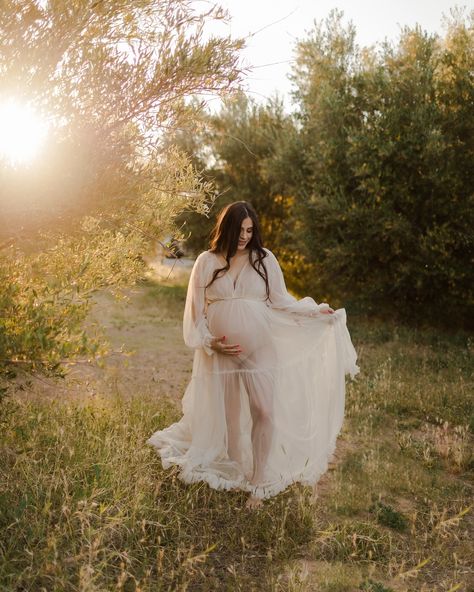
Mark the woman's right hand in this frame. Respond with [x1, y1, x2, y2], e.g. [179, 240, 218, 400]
[210, 336, 242, 356]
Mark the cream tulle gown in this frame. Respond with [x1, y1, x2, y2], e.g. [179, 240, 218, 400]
[147, 248, 359, 500]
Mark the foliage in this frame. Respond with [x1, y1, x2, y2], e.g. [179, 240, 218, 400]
[0, 247, 103, 379]
[359, 580, 394, 592]
[0, 0, 244, 382]
[370, 501, 408, 532]
[171, 94, 298, 257]
[289, 9, 474, 323]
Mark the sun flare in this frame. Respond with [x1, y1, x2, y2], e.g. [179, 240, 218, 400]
[0, 100, 49, 166]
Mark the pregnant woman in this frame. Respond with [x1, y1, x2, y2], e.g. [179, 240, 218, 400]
[147, 201, 359, 509]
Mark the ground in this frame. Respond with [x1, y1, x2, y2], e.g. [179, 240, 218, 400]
[1, 257, 472, 591]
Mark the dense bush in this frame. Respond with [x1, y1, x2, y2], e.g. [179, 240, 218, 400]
[290, 10, 473, 324]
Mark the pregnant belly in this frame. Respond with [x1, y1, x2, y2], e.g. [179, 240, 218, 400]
[207, 300, 269, 355]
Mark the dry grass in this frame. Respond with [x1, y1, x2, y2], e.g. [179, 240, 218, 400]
[0, 273, 472, 591]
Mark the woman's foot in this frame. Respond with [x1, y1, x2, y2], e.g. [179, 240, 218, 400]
[245, 494, 263, 510]
[244, 469, 263, 508]
[244, 471, 254, 482]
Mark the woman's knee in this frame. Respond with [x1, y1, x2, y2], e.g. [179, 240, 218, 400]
[251, 402, 273, 424]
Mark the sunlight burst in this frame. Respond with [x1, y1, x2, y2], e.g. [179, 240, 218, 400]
[0, 100, 49, 166]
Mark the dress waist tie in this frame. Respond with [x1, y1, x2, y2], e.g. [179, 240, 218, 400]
[207, 296, 267, 306]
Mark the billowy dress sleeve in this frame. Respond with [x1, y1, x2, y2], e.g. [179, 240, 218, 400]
[183, 252, 215, 356]
[264, 248, 330, 316]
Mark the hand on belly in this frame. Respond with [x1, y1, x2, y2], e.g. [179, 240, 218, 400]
[209, 335, 242, 356]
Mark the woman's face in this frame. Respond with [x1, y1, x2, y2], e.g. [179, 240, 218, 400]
[237, 216, 253, 251]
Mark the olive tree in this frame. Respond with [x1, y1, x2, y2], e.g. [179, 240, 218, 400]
[0, 0, 244, 385]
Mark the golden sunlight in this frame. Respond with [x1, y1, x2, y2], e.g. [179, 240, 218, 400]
[0, 100, 49, 166]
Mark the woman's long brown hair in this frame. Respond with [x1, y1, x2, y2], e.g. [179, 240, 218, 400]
[206, 201, 270, 300]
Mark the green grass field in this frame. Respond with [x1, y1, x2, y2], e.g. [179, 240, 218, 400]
[1, 277, 472, 591]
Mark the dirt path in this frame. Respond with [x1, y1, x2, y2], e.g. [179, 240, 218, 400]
[19, 260, 195, 405]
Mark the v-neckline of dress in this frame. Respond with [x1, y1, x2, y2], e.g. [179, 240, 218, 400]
[214, 252, 250, 292]
[229, 258, 248, 291]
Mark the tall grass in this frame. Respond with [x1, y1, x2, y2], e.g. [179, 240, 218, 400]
[1, 391, 317, 591]
[0, 280, 472, 591]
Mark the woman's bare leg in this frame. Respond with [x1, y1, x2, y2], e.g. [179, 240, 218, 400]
[224, 372, 242, 466]
[248, 388, 273, 485]
[225, 371, 265, 509]
[238, 345, 276, 509]
[242, 368, 274, 486]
